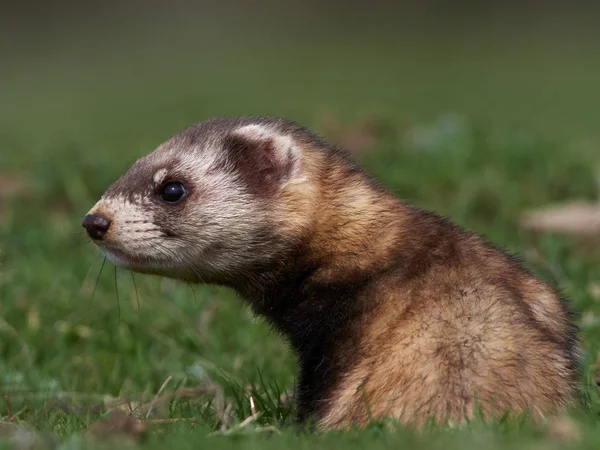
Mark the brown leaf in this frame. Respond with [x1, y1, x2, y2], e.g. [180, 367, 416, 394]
[317, 114, 383, 156]
[135, 384, 222, 418]
[547, 415, 580, 442]
[0, 172, 31, 222]
[589, 283, 600, 301]
[0, 421, 18, 436]
[520, 201, 600, 236]
[582, 311, 599, 328]
[196, 297, 221, 344]
[87, 410, 147, 442]
[0, 173, 30, 200]
[0, 422, 56, 450]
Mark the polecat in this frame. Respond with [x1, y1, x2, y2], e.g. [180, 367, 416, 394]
[83, 116, 579, 429]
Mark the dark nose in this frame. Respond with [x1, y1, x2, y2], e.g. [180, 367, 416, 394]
[82, 214, 111, 240]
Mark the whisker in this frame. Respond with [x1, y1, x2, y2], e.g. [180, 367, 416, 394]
[131, 272, 141, 310]
[82, 262, 94, 284]
[114, 266, 121, 328]
[92, 258, 106, 301]
[71, 238, 95, 250]
[188, 283, 198, 307]
[150, 241, 180, 259]
[190, 267, 207, 285]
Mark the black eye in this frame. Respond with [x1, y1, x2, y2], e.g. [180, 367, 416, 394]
[160, 182, 186, 203]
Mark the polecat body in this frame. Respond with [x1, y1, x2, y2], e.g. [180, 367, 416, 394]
[83, 117, 579, 428]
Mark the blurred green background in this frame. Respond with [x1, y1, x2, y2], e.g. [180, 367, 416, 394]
[1, 1, 600, 447]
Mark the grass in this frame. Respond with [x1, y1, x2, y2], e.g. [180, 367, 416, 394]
[2, 8, 600, 449]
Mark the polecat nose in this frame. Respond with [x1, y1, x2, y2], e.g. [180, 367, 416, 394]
[82, 214, 111, 240]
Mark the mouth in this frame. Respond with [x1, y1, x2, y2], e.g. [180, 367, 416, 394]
[94, 243, 175, 278]
[98, 245, 135, 269]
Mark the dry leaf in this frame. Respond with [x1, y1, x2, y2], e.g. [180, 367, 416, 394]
[87, 410, 147, 442]
[589, 283, 600, 301]
[0, 422, 55, 450]
[26, 308, 39, 331]
[0, 421, 19, 436]
[0, 172, 30, 221]
[547, 415, 580, 442]
[520, 201, 600, 236]
[581, 311, 599, 328]
[0, 173, 29, 200]
[318, 114, 382, 156]
[196, 297, 221, 344]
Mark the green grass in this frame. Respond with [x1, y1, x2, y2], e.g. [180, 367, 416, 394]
[2, 9, 600, 449]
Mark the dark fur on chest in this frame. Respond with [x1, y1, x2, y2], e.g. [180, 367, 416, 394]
[236, 253, 382, 422]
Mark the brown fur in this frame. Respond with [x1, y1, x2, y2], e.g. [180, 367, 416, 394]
[250, 144, 578, 428]
[84, 117, 580, 429]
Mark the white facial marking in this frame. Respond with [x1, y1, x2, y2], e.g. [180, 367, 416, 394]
[153, 168, 168, 185]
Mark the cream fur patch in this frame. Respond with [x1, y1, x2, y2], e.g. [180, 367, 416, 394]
[152, 168, 168, 185]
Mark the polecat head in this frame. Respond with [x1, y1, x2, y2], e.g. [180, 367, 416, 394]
[83, 117, 316, 283]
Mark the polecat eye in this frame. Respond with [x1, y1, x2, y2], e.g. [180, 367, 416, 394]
[160, 182, 186, 203]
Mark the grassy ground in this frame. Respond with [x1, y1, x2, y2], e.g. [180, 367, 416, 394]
[2, 10, 600, 449]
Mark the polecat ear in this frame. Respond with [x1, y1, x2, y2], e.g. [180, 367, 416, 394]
[224, 124, 302, 196]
